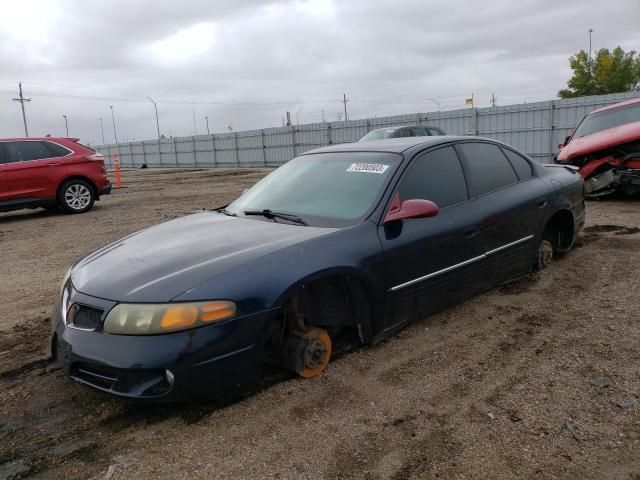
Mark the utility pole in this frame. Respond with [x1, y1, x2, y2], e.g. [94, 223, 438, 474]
[13, 82, 30, 137]
[205, 115, 210, 135]
[490, 93, 497, 107]
[588, 28, 594, 87]
[286, 111, 292, 127]
[342, 93, 349, 121]
[62, 114, 69, 136]
[99, 118, 105, 144]
[427, 98, 440, 111]
[321, 110, 326, 123]
[110, 105, 118, 144]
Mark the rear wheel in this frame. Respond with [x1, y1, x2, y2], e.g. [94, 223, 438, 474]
[535, 236, 554, 270]
[59, 180, 95, 213]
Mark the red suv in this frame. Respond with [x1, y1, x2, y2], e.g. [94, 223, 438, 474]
[0, 138, 111, 214]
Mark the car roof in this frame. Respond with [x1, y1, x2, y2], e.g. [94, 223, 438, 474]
[589, 97, 640, 115]
[302, 135, 483, 155]
[0, 137, 78, 142]
[368, 125, 440, 132]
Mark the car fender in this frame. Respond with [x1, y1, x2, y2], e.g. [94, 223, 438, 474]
[173, 223, 387, 337]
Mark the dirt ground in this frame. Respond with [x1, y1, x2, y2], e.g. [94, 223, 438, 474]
[1, 168, 639, 480]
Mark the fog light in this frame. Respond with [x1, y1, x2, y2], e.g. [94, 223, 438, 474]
[165, 369, 175, 386]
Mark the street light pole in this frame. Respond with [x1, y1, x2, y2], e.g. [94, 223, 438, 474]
[62, 114, 69, 136]
[147, 97, 161, 140]
[110, 106, 118, 144]
[205, 115, 210, 135]
[588, 28, 594, 86]
[99, 118, 105, 144]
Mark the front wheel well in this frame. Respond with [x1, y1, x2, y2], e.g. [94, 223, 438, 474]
[543, 209, 575, 252]
[263, 274, 372, 371]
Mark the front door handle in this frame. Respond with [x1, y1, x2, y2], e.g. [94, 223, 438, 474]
[48, 163, 60, 167]
[537, 199, 548, 208]
[463, 225, 481, 239]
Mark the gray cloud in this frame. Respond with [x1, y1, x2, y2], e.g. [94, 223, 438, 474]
[0, 0, 637, 144]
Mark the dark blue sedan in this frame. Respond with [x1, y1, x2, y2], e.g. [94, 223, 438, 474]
[51, 136, 585, 401]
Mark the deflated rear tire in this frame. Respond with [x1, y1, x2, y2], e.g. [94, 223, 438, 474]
[59, 180, 95, 214]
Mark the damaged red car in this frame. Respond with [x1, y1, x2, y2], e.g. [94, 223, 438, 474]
[555, 97, 640, 197]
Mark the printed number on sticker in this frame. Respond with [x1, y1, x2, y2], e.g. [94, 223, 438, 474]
[346, 163, 390, 174]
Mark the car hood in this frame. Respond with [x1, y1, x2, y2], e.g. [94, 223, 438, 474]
[557, 120, 640, 162]
[71, 212, 336, 302]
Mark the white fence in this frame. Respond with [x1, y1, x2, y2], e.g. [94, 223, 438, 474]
[97, 91, 640, 168]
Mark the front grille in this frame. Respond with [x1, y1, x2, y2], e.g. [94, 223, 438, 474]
[72, 362, 119, 390]
[70, 362, 171, 397]
[70, 305, 104, 330]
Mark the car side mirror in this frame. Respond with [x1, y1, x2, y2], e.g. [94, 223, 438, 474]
[384, 197, 439, 224]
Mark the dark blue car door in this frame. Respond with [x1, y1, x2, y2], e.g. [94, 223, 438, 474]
[377, 146, 485, 331]
[456, 142, 552, 284]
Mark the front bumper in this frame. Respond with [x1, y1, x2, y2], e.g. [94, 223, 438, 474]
[51, 286, 277, 401]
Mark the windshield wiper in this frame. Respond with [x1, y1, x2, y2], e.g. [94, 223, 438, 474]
[243, 209, 308, 226]
[215, 207, 237, 217]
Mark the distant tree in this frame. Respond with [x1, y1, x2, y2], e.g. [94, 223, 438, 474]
[558, 47, 640, 98]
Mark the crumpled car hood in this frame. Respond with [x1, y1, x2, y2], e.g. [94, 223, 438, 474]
[558, 121, 640, 162]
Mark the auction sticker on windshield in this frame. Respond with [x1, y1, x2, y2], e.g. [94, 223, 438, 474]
[346, 163, 390, 174]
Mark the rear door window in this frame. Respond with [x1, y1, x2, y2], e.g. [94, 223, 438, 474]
[458, 142, 518, 196]
[397, 129, 414, 138]
[411, 127, 428, 136]
[5, 141, 53, 163]
[397, 146, 468, 208]
[44, 141, 72, 158]
[427, 127, 444, 136]
[502, 148, 533, 180]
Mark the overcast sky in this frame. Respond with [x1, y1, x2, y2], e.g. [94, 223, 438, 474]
[1, 0, 638, 145]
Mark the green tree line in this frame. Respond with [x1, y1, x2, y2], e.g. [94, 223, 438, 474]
[559, 46, 640, 98]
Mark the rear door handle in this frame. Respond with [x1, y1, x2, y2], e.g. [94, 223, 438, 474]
[48, 163, 60, 167]
[463, 225, 481, 239]
[537, 199, 548, 208]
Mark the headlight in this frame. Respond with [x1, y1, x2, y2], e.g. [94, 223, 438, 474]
[103, 301, 236, 335]
[60, 267, 72, 294]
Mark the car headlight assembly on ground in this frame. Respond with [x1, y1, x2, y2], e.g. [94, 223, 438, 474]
[103, 301, 236, 335]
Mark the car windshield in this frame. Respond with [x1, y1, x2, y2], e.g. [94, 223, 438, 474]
[226, 152, 401, 227]
[359, 128, 398, 142]
[573, 103, 640, 138]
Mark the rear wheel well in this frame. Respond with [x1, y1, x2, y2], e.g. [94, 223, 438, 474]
[543, 209, 574, 252]
[57, 176, 98, 200]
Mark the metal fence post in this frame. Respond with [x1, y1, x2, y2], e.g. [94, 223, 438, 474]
[173, 137, 178, 166]
[292, 126, 297, 157]
[192, 136, 197, 167]
[234, 132, 239, 166]
[261, 129, 267, 167]
[548, 101, 555, 163]
[128, 142, 134, 167]
[212, 134, 217, 168]
[142, 141, 147, 167]
[327, 123, 332, 145]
